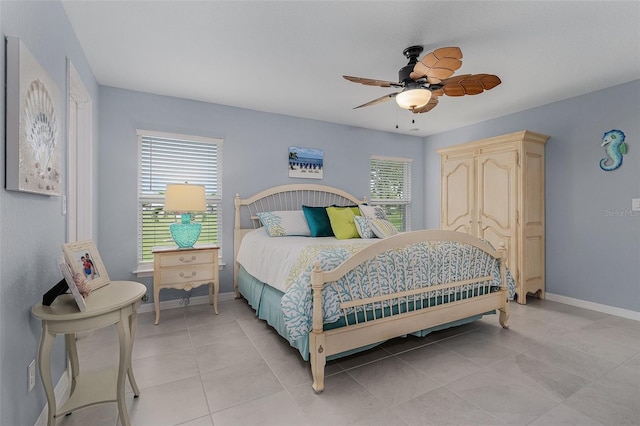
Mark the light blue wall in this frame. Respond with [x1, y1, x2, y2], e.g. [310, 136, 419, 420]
[97, 87, 425, 302]
[2, 1, 637, 422]
[0, 1, 100, 425]
[425, 80, 640, 312]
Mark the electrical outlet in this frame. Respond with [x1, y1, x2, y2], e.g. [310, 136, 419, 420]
[28, 359, 36, 392]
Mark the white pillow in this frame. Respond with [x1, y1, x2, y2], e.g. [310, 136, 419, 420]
[359, 204, 388, 220]
[257, 211, 311, 237]
[354, 216, 376, 239]
[369, 218, 398, 238]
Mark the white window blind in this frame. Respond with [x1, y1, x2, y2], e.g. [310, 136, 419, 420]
[370, 156, 412, 231]
[137, 130, 223, 265]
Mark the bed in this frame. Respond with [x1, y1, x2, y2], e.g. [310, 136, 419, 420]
[234, 184, 512, 392]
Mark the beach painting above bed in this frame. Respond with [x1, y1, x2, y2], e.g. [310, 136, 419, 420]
[289, 146, 323, 179]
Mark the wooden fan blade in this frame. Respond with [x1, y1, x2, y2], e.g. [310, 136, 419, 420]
[440, 73, 502, 96]
[353, 92, 399, 109]
[410, 62, 430, 80]
[412, 95, 439, 114]
[343, 75, 403, 88]
[430, 87, 444, 97]
[476, 74, 502, 90]
[433, 46, 463, 60]
[410, 46, 463, 81]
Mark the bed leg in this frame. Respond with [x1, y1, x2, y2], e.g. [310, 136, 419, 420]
[499, 300, 510, 329]
[310, 333, 326, 393]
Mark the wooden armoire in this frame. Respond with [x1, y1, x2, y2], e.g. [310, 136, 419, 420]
[437, 130, 549, 304]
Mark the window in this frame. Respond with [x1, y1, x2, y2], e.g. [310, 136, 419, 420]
[137, 130, 222, 269]
[370, 156, 412, 231]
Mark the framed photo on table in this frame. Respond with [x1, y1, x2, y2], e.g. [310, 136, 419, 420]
[58, 261, 86, 312]
[62, 240, 110, 291]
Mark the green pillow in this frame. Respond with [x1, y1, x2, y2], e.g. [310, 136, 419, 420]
[333, 204, 361, 216]
[326, 206, 360, 239]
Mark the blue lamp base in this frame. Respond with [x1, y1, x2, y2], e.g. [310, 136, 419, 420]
[170, 213, 201, 248]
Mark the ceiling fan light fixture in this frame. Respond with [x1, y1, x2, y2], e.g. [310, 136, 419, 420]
[395, 88, 432, 110]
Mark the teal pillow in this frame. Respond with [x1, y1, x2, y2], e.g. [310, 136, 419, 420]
[302, 205, 334, 237]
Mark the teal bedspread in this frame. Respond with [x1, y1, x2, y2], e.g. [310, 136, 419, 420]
[238, 266, 492, 361]
[281, 240, 515, 341]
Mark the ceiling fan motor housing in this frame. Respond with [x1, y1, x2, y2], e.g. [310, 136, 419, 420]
[399, 45, 423, 84]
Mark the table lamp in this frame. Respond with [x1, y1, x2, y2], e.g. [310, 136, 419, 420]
[164, 183, 206, 248]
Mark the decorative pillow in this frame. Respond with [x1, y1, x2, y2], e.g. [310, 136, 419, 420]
[302, 205, 334, 237]
[326, 206, 360, 240]
[354, 216, 376, 239]
[359, 204, 388, 220]
[257, 211, 311, 237]
[369, 218, 398, 238]
[333, 204, 361, 216]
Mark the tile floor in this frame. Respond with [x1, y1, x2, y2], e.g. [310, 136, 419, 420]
[55, 296, 639, 426]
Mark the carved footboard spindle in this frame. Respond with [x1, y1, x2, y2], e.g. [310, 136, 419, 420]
[310, 261, 326, 393]
[497, 242, 510, 328]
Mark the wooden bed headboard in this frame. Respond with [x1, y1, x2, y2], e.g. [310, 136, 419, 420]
[233, 184, 367, 295]
[234, 184, 366, 231]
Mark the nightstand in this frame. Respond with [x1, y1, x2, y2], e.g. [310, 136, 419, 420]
[152, 245, 219, 324]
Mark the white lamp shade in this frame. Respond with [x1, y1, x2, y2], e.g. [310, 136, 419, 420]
[164, 184, 206, 212]
[395, 89, 432, 110]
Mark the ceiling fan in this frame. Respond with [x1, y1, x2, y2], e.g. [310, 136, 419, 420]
[343, 45, 501, 114]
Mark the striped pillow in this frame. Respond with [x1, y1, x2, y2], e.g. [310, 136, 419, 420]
[358, 204, 387, 220]
[369, 219, 398, 238]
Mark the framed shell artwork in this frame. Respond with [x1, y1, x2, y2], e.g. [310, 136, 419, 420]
[5, 36, 62, 196]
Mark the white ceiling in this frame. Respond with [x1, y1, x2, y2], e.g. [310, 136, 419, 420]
[62, 1, 640, 137]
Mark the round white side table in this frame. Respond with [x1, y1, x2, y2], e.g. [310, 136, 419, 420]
[32, 281, 146, 426]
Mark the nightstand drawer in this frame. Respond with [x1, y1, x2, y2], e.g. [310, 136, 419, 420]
[156, 250, 215, 268]
[157, 264, 214, 285]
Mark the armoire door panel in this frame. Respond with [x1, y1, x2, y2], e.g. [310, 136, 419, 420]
[523, 235, 544, 296]
[477, 151, 517, 237]
[524, 152, 544, 226]
[441, 157, 474, 233]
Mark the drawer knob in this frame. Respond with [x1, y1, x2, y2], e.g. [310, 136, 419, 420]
[179, 271, 197, 278]
[178, 255, 197, 263]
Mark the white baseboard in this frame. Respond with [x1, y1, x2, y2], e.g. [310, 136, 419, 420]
[34, 365, 71, 426]
[545, 292, 640, 321]
[137, 291, 237, 314]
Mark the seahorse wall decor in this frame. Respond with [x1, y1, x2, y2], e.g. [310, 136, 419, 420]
[599, 129, 628, 171]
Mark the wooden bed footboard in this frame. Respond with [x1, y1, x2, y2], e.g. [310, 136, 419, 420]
[308, 229, 510, 393]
